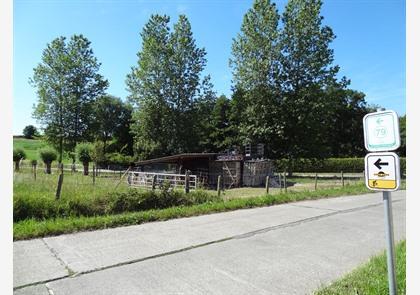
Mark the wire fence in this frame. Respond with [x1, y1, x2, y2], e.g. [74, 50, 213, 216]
[13, 159, 367, 195]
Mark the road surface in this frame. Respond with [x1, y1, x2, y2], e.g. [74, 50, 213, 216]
[14, 191, 406, 294]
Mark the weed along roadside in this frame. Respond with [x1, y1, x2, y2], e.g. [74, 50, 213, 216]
[13, 182, 397, 241]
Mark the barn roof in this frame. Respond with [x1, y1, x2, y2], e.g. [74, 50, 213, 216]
[135, 153, 218, 166]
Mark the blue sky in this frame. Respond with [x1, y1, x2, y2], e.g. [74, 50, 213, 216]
[13, 0, 405, 135]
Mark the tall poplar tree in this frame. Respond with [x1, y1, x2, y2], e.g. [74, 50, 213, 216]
[127, 14, 215, 159]
[127, 15, 173, 159]
[230, 0, 282, 153]
[278, 0, 345, 159]
[167, 15, 209, 153]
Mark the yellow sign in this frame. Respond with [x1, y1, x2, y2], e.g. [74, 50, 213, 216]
[368, 179, 397, 189]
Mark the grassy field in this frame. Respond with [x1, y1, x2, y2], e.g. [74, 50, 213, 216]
[14, 166, 394, 240]
[315, 240, 406, 295]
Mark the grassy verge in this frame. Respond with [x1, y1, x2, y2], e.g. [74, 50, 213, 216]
[15, 183, 378, 240]
[315, 239, 406, 295]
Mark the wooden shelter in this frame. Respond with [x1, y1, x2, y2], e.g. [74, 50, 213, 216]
[135, 152, 273, 189]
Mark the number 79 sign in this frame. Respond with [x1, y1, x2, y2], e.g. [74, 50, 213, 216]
[363, 110, 400, 152]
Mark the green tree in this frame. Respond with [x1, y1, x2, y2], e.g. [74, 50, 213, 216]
[399, 115, 406, 157]
[93, 95, 130, 154]
[127, 14, 214, 159]
[113, 102, 134, 156]
[278, 0, 345, 159]
[206, 95, 236, 151]
[326, 88, 369, 157]
[167, 15, 210, 153]
[13, 148, 26, 171]
[76, 143, 93, 175]
[39, 148, 57, 174]
[127, 15, 173, 159]
[22, 125, 38, 139]
[230, 0, 282, 152]
[31, 34, 108, 163]
[194, 76, 218, 152]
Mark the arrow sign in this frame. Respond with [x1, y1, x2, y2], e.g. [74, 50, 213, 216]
[374, 158, 389, 170]
[365, 152, 400, 191]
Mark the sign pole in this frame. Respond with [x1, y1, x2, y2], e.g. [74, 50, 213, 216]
[363, 108, 400, 295]
[383, 191, 397, 295]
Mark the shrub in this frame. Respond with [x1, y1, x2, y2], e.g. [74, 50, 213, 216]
[67, 151, 76, 163]
[39, 148, 57, 174]
[91, 141, 106, 165]
[76, 143, 93, 175]
[106, 152, 134, 166]
[67, 196, 106, 217]
[13, 148, 26, 171]
[13, 195, 66, 222]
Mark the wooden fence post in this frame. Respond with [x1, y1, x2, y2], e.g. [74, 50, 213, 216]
[265, 176, 270, 194]
[279, 173, 282, 191]
[315, 173, 318, 190]
[33, 163, 37, 181]
[152, 174, 157, 190]
[283, 171, 287, 192]
[93, 164, 96, 185]
[341, 171, 344, 187]
[185, 171, 190, 194]
[217, 175, 221, 197]
[114, 167, 131, 190]
[55, 163, 64, 200]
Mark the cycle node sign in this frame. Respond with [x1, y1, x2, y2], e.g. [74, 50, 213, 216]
[364, 152, 400, 191]
[363, 110, 400, 152]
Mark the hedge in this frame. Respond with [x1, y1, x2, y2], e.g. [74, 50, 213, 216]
[275, 157, 406, 175]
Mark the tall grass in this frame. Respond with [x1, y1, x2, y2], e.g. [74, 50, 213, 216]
[14, 171, 220, 221]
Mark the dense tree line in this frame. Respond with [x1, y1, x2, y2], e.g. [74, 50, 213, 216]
[31, 0, 402, 165]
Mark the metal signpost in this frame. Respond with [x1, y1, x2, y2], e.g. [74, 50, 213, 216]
[363, 109, 400, 295]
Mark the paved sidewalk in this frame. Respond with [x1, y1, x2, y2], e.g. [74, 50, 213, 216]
[14, 191, 406, 294]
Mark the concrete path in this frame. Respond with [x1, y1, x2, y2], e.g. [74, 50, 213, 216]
[14, 191, 406, 295]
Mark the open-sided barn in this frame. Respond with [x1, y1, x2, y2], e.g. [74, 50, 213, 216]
[134, 152, 273, 188]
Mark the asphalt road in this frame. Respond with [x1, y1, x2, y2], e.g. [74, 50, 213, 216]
[14, 191, 406, 295]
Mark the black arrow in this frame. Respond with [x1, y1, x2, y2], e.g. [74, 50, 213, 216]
[374, 158, 389, 170]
